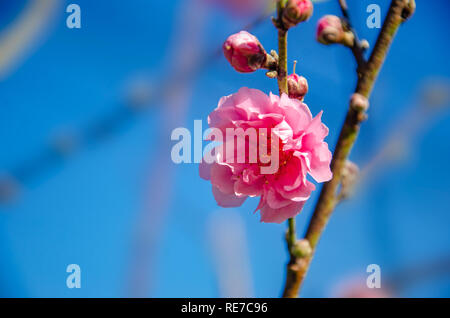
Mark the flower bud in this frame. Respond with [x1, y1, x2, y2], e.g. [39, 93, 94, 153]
[360, 39, 370, 50]
[350, 93, 369, 112]
[340, 160, 359, 200]
[287, 73, 308, 101]
[316, 15, 354, 46]
[223, 31, 267, 73]
[402, 0, 416, 20]
[292, 239, 312, 258]
[282, 0, 313, 29]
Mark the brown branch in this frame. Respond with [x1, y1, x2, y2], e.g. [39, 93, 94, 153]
[282, 0, 411, 298]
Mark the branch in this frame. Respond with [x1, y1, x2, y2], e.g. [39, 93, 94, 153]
[282, 0, 411, 298]
[338, 0, 366, 72]
[276, 1, 288, 95]
[273, 0, 304, 296]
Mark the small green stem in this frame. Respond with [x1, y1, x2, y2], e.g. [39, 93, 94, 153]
[276, 1, 288, 95]
[277, 29, 288, 95]
[287, 218, 296, 250]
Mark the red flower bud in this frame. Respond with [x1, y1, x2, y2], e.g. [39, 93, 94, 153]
[287, 74, 308, 101]
[282, 0, 313, 29]
[287, 61, 308, 101]
[223, 31, 267, 73]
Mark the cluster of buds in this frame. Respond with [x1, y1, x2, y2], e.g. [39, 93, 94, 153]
[287, 61, 308, 101]
[223, 32, 310, 101]
[316, 15, 354, 47]
[281, 0, 313, 29]
[223, 1, 314, 74]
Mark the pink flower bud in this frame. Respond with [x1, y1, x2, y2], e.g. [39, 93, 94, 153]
[402, 0, 416, 20]
[223, 31, 267, 73]
[316, 15, 346, 45]
[282, 0, 313, 28]
[287, 73, 308, 101]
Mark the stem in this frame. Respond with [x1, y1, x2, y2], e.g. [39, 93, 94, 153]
[287, 218, 296, 250]
[338, 0, 366, 72]
[277, 30, 288, 94]
[274, 0, 299, 297]
[276, 0, 288, 95]
[283, 217, 304, 298]
[281, 0, 410, 297]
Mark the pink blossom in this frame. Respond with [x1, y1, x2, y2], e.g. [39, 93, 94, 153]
[200, 88, 332, 223]
[223, 31, 267, 73]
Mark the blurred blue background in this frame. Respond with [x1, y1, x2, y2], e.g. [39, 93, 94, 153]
[0, 0, 449, 297]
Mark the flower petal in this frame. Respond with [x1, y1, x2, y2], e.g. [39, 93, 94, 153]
[210, 163, 235, 194]
[199, 161, 212, 180]
[212, 186, 247, 208]
[265, 187, 293, 209]
[259, 200, 306, 224]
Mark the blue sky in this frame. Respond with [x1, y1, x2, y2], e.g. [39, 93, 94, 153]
[0, 0, 449, 297]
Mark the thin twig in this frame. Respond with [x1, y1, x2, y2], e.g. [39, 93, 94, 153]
[286, 218, 296, 250]
[338, 0, 366, 73]
[282, 0, 411, 298]
[274, 0, 303, 297]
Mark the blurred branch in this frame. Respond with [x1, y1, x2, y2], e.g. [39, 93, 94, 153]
[0, 0, 60, 80]
[282, 0, 412, 297]
[0, 10, 271, 204]
[387, 255, 450, 292]
[361, 79, 450, 184]
[207, 211, 254, 297]
[276, 0, 288, 94]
